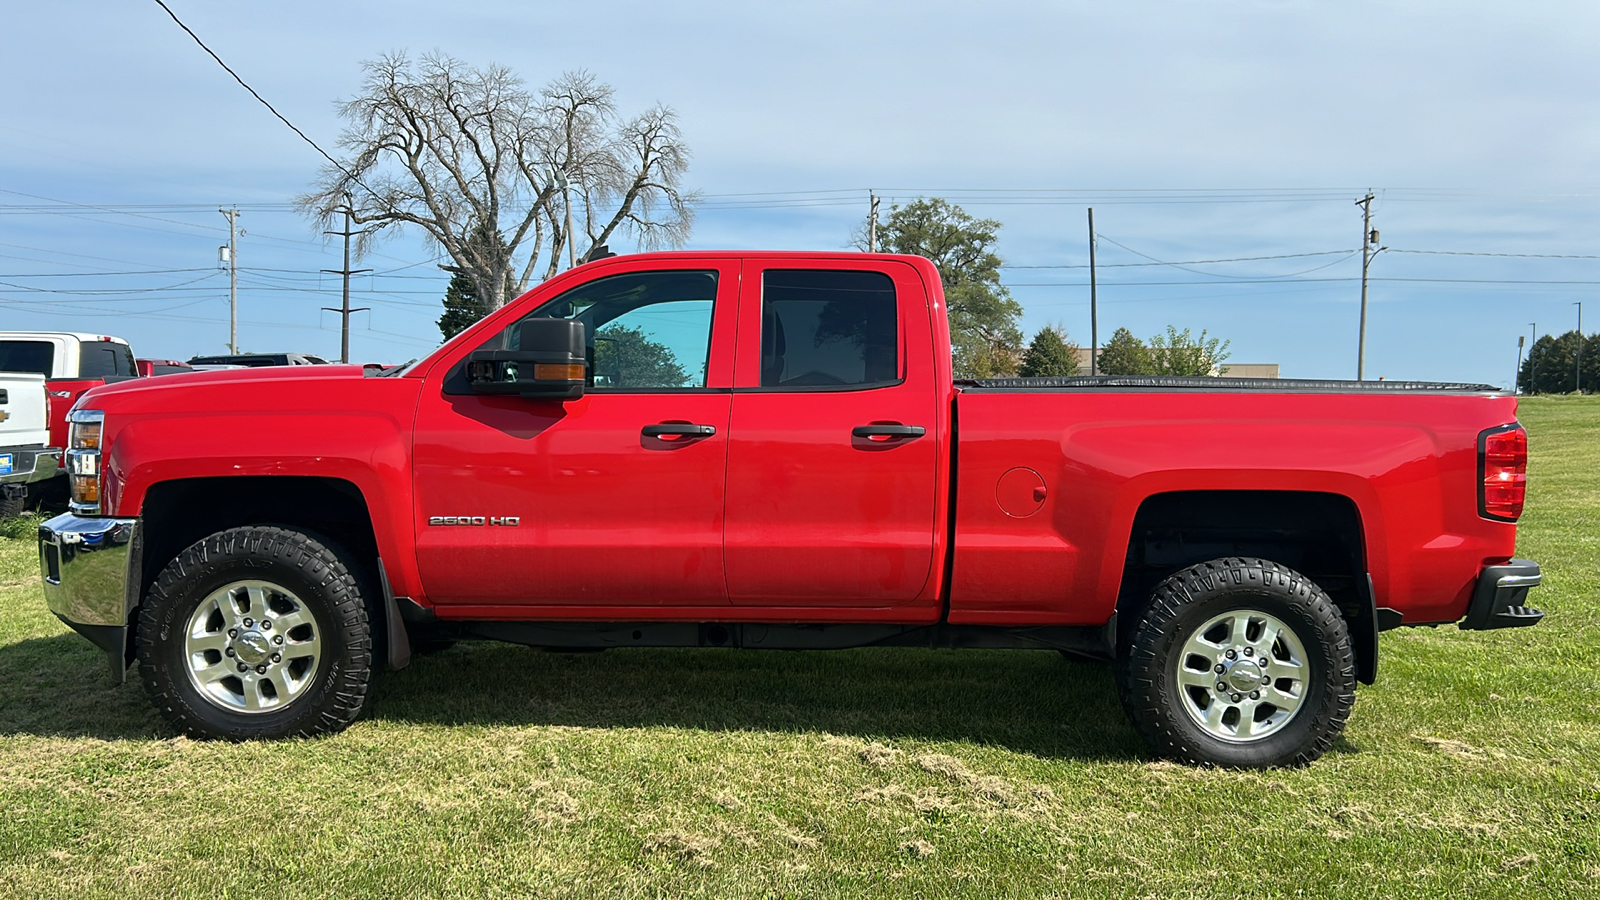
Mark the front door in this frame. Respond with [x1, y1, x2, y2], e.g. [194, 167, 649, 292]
[723, 260, 944, 613]
[412, 261, 738, 610]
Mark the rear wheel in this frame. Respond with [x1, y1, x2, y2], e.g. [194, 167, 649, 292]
[1116, 557, 1355, 767]
[136, 526, 372, 740]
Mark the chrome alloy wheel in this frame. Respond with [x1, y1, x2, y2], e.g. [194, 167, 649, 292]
[1173, 608, 1309, 743]
[183, 580, 322, 714]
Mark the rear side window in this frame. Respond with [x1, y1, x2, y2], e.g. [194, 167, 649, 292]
[0, 341, 54, 376]
[760, 270, 898, 388]
[77, 341, 136, 377]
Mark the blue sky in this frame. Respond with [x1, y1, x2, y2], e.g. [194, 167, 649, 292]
[2, 1, 1597, 383]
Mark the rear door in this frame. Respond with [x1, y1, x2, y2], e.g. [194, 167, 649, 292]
[723, 260, 943, 613]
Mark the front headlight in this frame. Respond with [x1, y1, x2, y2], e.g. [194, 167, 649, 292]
[67, 409, 105, 514]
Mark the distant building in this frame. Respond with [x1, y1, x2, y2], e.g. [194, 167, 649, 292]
[1069, 348, 1279, 378]
[1218, 363, 1280, 378]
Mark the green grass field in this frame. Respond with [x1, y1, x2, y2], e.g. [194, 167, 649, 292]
[1, 398, 1596, 899]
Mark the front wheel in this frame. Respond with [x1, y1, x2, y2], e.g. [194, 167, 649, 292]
[1116, 557, 1356, 767]
[136, 526, 373, 740]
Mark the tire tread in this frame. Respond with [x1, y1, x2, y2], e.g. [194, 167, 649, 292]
[135, 525, 371, 740]
[1114, 556, 1356, 767]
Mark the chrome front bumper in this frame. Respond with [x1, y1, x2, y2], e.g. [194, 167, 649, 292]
[0, 445, 59, 485]
[39, 513, 141, 679]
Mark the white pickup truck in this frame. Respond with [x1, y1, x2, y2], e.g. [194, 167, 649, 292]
[0, 371, 58, 517]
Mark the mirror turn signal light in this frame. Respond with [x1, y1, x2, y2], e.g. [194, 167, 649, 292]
[533, 363, 585, 381]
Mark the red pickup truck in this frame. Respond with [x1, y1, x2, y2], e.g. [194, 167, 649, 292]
[37, 252, 1541, 767]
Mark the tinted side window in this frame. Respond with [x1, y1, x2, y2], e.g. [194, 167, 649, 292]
[0, 341, 54, 376]
[760, 270, 897, 388]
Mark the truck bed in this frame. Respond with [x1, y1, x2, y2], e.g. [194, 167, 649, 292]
[963, 375, 1503, 393]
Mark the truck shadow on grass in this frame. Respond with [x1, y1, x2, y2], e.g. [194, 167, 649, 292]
[0, 636, 1358, 761]
[0, 635, 169, 741]
[370, 642, 1152, 761]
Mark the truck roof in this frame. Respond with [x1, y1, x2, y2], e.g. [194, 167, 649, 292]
[0, 331, 130, 343]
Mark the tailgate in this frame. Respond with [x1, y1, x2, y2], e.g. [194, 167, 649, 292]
[0, 373, 50, 447]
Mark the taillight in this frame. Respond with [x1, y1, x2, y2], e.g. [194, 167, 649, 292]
[1479, 423, 1527, 522]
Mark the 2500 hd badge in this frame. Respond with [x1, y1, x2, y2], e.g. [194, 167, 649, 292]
[428, 515, 520, 526]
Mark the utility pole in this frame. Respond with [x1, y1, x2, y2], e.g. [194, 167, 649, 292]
[1355, 193, 1385, 381]
[867, 192, 880, 253]
[1575, 301, 1584, 393]
[1515, 335, 1525, 394]
[1529, 322, 1538, 393]
[219, 206, 239, 354]
[322, 198, 371, 364]
[1088, 207, 1098, 376]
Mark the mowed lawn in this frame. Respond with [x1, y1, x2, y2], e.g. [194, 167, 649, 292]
[1, 399, 1596, 899]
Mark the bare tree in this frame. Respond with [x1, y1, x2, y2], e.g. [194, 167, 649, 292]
[298, 53, 695, 314]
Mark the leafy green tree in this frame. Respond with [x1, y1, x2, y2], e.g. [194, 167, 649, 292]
[1149, 326, 1231, 376]
[593, 324, 690, 388]
[1019, 324, 1082, 377]
[1520, 331, 1594, 394]
[1096, 327, 1153, 375]
[866, 198, 1023, 378]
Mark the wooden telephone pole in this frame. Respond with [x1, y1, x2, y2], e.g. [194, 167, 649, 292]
[1355, 193, 1385, 380]
[219, 206, 239, 354]
[1088, 208, 1099, 376]
[321, 200, 370, 364]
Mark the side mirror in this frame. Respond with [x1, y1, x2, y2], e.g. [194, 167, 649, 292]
[466, 318, 586, 399]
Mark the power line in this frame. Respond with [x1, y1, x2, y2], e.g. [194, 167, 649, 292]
[1389, 249, 1600, 260]
[1004, 250, 1358, 269]
[1093, 233, 1362, 279]
[0, 272, 223, 294]
[151, 1, 348, 179]
[0, 267, 214, 278]
[0, 187, 226, 232]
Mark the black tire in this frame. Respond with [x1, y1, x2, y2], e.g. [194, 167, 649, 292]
[136, 526, 372, 740]
[1116, 557, 1355, 767]
[0, 486, 25, 519]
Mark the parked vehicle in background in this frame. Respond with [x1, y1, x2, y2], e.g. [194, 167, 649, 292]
[136, 359, 195, 377]
[186, 353, 329, 368]
[0, 372, 58, 516]
[0, 331, 139, 454]
[37, 251, 1542, 767]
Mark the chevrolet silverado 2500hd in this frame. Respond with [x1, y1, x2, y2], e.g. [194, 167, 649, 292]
[37, 252, 1542, 766]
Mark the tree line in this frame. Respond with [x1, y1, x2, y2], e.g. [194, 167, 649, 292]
[1518, 331, 1600, 394]
[300, 53, 1236, 375]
